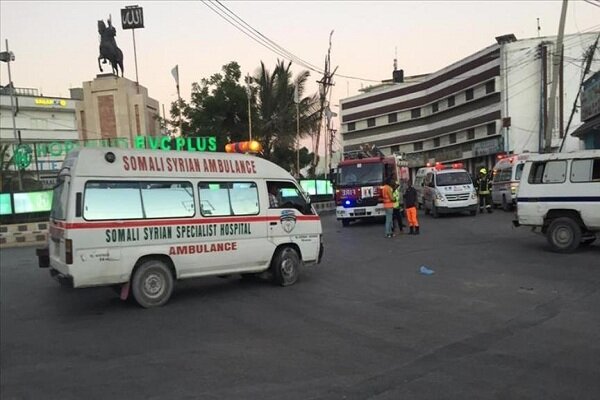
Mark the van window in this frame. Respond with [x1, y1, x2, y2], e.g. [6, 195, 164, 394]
[50, 175, 69, 220]
[267, 181, 313, 215]
[493, 168, 511, 182]
[436, 172, 471, 186]
[84, 182, 144, 220]
[198, 182, 259, 217]
[84, 181, 195, 220]
[515, 164, 524, 181]
[141, 182, 195, 218]
[571, 158, 600, 182]
[528, 161, 567, 184]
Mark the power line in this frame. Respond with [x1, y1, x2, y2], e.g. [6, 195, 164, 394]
[212, 0, 324, 73]
[201, 1, 381, 83]
[583, 0, 600, 8]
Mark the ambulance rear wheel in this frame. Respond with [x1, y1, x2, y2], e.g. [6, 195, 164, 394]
[131, 259, 174, 308]
[547, 217, 581, 253]
[272, 246, 301, 287]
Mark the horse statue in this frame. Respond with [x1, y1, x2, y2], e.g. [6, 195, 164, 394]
[97, 18, 124, 76]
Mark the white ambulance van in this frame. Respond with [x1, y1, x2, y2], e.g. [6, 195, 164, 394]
[513, 150, 600, 253]
[421, 164, 478, 217]
[414, 166, 436, 209]
[37, 147, 323, 308]
[491, 154, 530, 211]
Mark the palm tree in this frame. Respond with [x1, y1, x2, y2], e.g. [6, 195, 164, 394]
[252, 60, 320, 173]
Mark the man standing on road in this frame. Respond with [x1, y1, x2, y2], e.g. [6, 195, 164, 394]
[392, 181, 404, 234]
[403, 180, 419, 235]
[475, 168, 493, 214]
[382, 178, 395, 238]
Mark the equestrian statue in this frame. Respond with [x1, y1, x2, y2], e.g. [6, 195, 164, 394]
[97, 16, 124, 76]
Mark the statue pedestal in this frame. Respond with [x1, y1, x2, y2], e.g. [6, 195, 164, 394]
[75, 75, 160, 145]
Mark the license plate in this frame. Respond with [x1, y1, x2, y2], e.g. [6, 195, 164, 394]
[354, 208, 366, 216]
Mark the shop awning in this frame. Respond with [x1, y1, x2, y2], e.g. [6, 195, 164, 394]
[571, 114, 600, 138]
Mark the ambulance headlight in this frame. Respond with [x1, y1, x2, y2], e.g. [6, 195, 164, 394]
[105, 152, 116, 163]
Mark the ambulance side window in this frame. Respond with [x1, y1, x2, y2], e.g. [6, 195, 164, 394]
[267, 181, 314, 215]
[198, 182, 259, 217]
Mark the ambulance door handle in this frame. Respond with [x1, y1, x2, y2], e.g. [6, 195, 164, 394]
[270, 222, 278, 226]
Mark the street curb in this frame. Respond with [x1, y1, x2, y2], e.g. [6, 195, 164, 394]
[1, 222, 49, 249]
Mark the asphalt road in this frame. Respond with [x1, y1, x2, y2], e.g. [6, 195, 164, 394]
[1, 210, 599, 400]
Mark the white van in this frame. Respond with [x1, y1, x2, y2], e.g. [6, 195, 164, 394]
[414, 166, 436, 209]
[513, 150, 600, 253]
[37, 147, 323, 307]
[491, 154, 530, 211]
[421, 166, 478, 217]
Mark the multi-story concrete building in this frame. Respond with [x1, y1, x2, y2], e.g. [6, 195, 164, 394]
[0, 87, 79, 188]
[340, 32, 600, 176]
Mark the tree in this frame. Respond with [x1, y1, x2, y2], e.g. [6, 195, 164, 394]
[170, 62, 249, 151]
[252, 60, 320, 175]
[167, 60, 321, 175]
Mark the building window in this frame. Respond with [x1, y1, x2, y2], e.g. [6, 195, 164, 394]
[448, 96, 455, 107]
[414, 142, 423, 151]
[391, 145, 399, 153]
[388, 113, 397, 123]
[467, 128, 475, 140]
[348, 122, 355, 131]
[487, 122, 496, 136]
[411, 108, 421, 119]
[432, 102, 439, 113]
[465, 88, 474, 101]
[486, 80, 495, 94]
[449, 133, 457, 144]
[367, 118, 376, 127]
[433, 138, 440, 148]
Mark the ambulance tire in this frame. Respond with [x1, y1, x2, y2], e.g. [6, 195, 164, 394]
[432, 205, 439, 218]
[272, 246, 301, 287]
[342, 219, 350, 227]
[131, 259, 174, 308]
[546, 217, 581, 253]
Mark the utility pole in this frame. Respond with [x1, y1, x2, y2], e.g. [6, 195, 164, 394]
[539, 43, 548, 153]
[2, 39, 23, 190]
[246, 74, 253, 142]
[559, 33, 600, 151]
[545, 0, 568, 152]
[294, 83, 300, 177]
[312, 30, 338, 177]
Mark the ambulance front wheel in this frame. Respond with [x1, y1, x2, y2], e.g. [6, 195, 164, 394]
[342, 219, 351, 227]
[131, 259, 174, 308]
[272, 246, 301, 287]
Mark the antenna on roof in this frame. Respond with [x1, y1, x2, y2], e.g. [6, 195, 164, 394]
[537, 18, 541, 37]
[393, 46, 398, 71]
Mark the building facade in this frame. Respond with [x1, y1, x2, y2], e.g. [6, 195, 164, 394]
[572, 70, 600, 149]
[339, 33, 600, 176]
[0, 87, 79, 189]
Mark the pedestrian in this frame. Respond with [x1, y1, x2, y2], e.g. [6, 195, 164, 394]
[392, 181, 404, 234]
[475, 167, 493, 213]
[382, 177, 395, 238]
[403, 179, 420, 235]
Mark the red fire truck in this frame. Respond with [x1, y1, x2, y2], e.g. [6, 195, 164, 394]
[334, 146, 409, 227]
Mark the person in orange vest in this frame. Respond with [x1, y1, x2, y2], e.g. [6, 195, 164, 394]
[382, 178, 395, 238]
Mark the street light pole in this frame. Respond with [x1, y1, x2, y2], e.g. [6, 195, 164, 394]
[3, 39, 22, 190]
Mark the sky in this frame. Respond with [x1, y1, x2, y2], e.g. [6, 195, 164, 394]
[1, 0, 599, 153]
